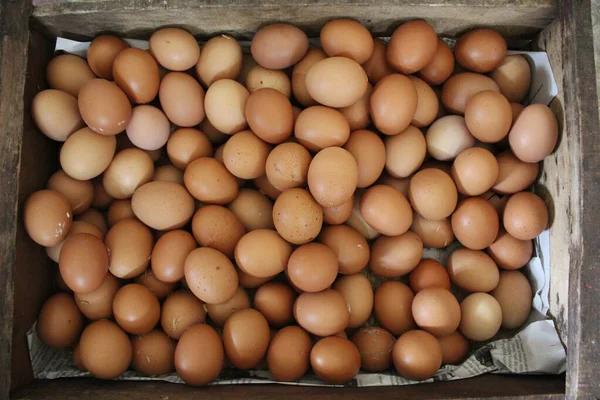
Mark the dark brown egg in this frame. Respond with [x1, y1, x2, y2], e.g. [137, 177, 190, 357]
[74, 273, 120, 320]
[267, 326, 312, 382]
[175, 324, 224, 386]
[438, 330, 470, 365]
[223, 309, 270, 369]
[419, 39, 455, 85]
[131, 330, 176, 376]
[105, 218, 153, 279]
[310, 336, 361, 384]
[113, 48, 160, 104]
[374, 281, 416, 336]
[351, 327, 395, 372]
[79, 319, 132, 379]
[362, 39, 394, 84]
[370, 74, 418, 136]
[451, 197, 499, 250]
[87, 35, 129, 80]
[409, 259, 451, 292]
[78, 79, 132, 136]
[37, 293, 83, 349]
[59, 233, 109, 294]
[245, 88, 294, 144]
[288, 243, 338, 293]
[387, 20, 438, 74]
[113, 283, 161, 334]
[152, 230, 197, 283]
[455, 28, 507, 73]
[393, 330, 442, 380]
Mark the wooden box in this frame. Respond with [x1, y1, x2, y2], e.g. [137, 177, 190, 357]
[0, 0, 598, 398]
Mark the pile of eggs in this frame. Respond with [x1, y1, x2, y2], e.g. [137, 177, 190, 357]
[27, 19, 557, 385]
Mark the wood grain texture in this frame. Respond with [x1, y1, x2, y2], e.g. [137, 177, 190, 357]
[11, 375, 565, 400]
[30, 0, 557, 40]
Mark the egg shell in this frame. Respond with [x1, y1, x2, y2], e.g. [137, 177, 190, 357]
[79, 320, 132, 379]
[204, 79, 249, 134]
[491, 270, 532, 329]
[227, 189, 274, 231]
[135, 269, 177, 300]
[246, 65, 291, 97]
[60, 128, 117, 180]
[455, 28, 507, 73]
[46, 54, 95, 97]
[223, 130, 272, 179]
[508, 104, 559, 163]
[441, 73, 500, 115]
[47, 170, 93, 216]
[385, 125, 427, 178]
[184, 157, 239, 204]
[24, 189, 73, 247]
[503, 191, 549, 240]
[418, 39, 455, 85]
[113, 283, 161, 334]
[310, 337, 361, 384]
[370, 74, 418, 135]
[322, 196, 354, 225]
[185, 247, 238, 304]
[452, 197, 500, 250]
[360, 185, 413, 236]
[74, 273, 120, 320]
[105, 218, 154, 279]
[295, 106, 350, 151]
[191, 205, 246, 258]
[273, 188, 323, 245]
[223, 309, 270, 369]
[32, 89, 84, 142]
[350, 327, 395, 372]
[459, 293, 503, 341]
[426, 115, 476, 161]
[487, 228, 533, 270]
[409, 259, 451, 292]
[465, 90, 512, 144]
[344, 129, 386, 188]
[339, 83, 372, 131]
[59, 233, 109, 294]
[361, 38, 394, 84]
[159, 72, 205, 127]
[374, 281, 416, 335]
[153, 165, 184, 185]
[386, 20, 438, 74]
[207, 286, 251, 327]
[103, 148, 154, 199]
[265, 142, 311, 191]
[234, 229, 292, 278]
[409, 168, 458, 220]
[305, 57, 369, 108]
[490, 55, 532, 103]
[294, 289, 350, 336]
[410, 213, 455, 249]
[393, 330, 442, 380]
[161, 290, 206, 339]
[113, 48, 160, 104]
[267, 326, 312, 381]
[131, 181, 195, 230]
[251, 23, 308, 69]
[412, 288, 461, 337]
[78, 79, 132, 136]
[288, 243, 338, 293]
[451, 147, 499, 196]
[318, 225, 370, 275]
[291, 48, 327, 106]
[37, 293, 83, 349]
[131, 330, 176, 376]
[195, 34, 242, 86]
[308, 147, 358, 208]
[175, 324, 224, 385]
[87, 35, 128, 80]
[254, 282, 296, 327]
[333, 273, 373, 328]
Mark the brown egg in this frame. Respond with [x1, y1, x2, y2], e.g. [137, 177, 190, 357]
[267, 326, 312, 381]
[184, 157, 239, 204]
[407, 77, 439, 128]
[204, 79, 249, 134]
[308, 147, 358, 208]
[412, 288, 461, 336]
[131, 181, 194, 230]
[385, 125, 427, 178]
[158, 72, 205, 127]
[254, 174, 282, 200]
[76, 208, 108, 235]
[459, 293, 502, 341]
[223, 130, 272, 179]
[318, 225, 369, 275]
[310, 336, 361, 384]
[452, 198, 499, 250]
[107, 199, 135, 227]
[185, 247, 238, 304]
[410, 213, 455, 248]
[291, 48, 327, 106]
[87, 35, 128, 79]
[60, 127, 117, 180]
[491, 270, 532, 329]
[251, 23, 308, 69]
[131, 330, 176, 376]
[227, 189, 274, 231]
[237, 268, 272, 289]
[31, 89, 84, 142]
[113, 283, 160, 334]
[350, 327, 395, 372]
[359, 185, 413, 236]
[464, 90, 512, 144]
[419, 39, 455, 85]
[294, 289, 350, 336]
[379, 172, 411, 196]
[438, 330, 470, 365]
[374, 281, 416, 335]
[509, 104, 559, 163]
[451, 147, 499, 196]
[153, 165, 184, 185]
[235, 229, 292, 277]
[333, 273, 373, 328]
[493, 151, 539, 194]
[409, 168, 458, 220]
[288, 243, 338, 292]
[441, 72, 500, 114]
[166, 128, 212, 170]
[59, 233, 108, 293]
[273, 188, 323, 245]
[205, 286, 250, 327]
[387, 20, 438, 74]
[46, 221, 104, 263]
[194, 34, 241, 86]
[361, 38, 394, 83]
[135, 269, 177, 299]
[191, 205, 245, 258]
[223, 309, 270, 369]
[161, 290, 206, 339]
[46, 170, 93, 216]
[320, 19, 373, 64]
[323, 196, 354, 225]
[151, 230, 196, 283]
[409, 259, 451, 292]
[254, 282, 296, 327]
[125, 105, 170, 151]
[393, 330, 442, 380]
[487, 229, 533, 270]
[265, 142, 311, 191]
[73, 342, 85, 371]
[24, 189, 72, 247]
[295, 106, 350, 151]
[490, 55, 532, 103]
[346, 191, 381, 240]
[37, 293, 83, 349]
[103, 149, 153, 199]
[343, 130, 386, 188]
[245, 65, 291, 96]
[148, 27, 199, 71]
[199, 117, 228, 145]
[370, 74, 418, 136]
[455, 28, 507, 73]
[105, 218, 153, 278]
[305, 57, 369, 108]
[46, 54, 95, 97]
[244, 88, 294, 144]
[112, 48, 160, 104]
[339, 83, 372, 131]
[426, 115, 476, 161]
[503, 192, 548, 240]
[78, 79, 132, 136]
[175, 324, 223, 385]
[74, 273, 120, 320]
[91, 178, 113, 209]
[79, 319, 132, 379]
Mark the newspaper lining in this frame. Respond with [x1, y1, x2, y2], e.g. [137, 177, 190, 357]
[26, 37, 565, 387]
